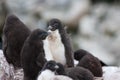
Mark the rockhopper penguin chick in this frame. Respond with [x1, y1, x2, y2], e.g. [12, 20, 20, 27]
[2, 14, 31, 68]
[74, 49, 103, 77]
[21, 29, 49, 80]
[47, 19, 74, 67]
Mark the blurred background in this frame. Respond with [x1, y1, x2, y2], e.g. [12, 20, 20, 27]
[0, 0, 120, 66]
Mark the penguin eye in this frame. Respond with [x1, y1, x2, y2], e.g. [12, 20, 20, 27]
[54, 23, 58, 27]
[47, 64, 53, 69]
[53, 23, 58, 28]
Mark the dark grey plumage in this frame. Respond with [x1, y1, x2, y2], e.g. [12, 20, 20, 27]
[74, 49, 103, 77]
[56, 63, 94, 80]
[48, 19, 74, 67]
[65, 67, 94, 80]
[2, 14, 31, 68]
[100, 60, 107, 66]
[41, 60, 59, 72]
[21, 29, 49, 80]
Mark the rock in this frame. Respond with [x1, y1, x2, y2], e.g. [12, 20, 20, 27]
[0, 50, 23, 80]
[0, 50, 11, 80]
[103, 66, 120, 80]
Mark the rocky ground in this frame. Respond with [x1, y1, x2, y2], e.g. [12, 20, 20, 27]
[0, 50, 23, 80]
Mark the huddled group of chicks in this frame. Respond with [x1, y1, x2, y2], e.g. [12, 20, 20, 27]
[2, 14, 105, 80]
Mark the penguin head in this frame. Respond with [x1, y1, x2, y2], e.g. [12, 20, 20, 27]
[56, 63, 66, 75]
[42, 60, 59, 72]
[38, 31, 49, 40]
[48, 18, 63, 31]
[74, 49, 88, 61]
[4, 14, 21, 33]
[5, 14, 19, 24]
[30, 29, 49, 40]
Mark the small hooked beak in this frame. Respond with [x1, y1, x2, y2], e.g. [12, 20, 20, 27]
[48, 26, 53, 30]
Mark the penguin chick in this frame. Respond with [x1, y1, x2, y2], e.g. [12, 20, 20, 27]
[37, 60, 59, 80]
[21, 29, 49, 80]
[56, 63, 94, 80]
[2, 14, 31, 68]
[37, 60, 73, 80]
[47, 18, 74, 67]
[74, 49, 107, 66]
[74, 49, 103, 77]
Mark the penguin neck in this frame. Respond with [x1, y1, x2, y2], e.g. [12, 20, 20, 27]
[74, 50, 88, 61]
[48, 29, 61, 42]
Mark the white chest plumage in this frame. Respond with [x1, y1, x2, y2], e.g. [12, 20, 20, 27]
[43, 38, 54, 61]
[37, 70, 55, 80]
[47, 30, 66, 65]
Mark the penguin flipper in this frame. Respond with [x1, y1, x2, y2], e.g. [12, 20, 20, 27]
[36, 52, 47, 68]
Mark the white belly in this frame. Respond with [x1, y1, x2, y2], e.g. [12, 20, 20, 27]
[50, 40, 66, 65]
[37, 70, 55, 80]
[48, 30, 66, 65]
